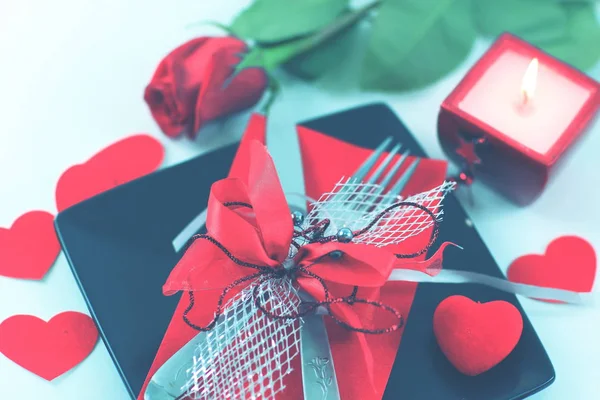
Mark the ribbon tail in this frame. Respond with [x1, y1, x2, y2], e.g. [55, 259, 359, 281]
[356, 331, 376, 393]
[331, 305, 377, 393]
[388, 269, 594, 305]
[394, 241, 461, 276]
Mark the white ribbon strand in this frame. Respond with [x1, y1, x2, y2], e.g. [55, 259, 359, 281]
[172, 208, 208, 252]
[389, 269, 594, 305]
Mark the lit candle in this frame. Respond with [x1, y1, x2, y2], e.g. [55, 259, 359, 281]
[438, 33, 600, 205]
[458, 50, 594, 155]
[520, 57, 538, 107]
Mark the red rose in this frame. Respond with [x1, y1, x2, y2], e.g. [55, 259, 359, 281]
[144, 37, 267, 138]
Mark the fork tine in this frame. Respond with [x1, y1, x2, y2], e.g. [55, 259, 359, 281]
[358, 149, 411, 210]
[329, 137, 394, 205]
[351, 136, 393, 182]
[386, 158, 421, 198]
[363, 144, 402, 184]
[357, 150, 411, 214]
[349, 143, 402, 211]
[379, 150, 410, 188]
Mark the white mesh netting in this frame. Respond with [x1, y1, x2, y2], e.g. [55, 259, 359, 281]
[304, 179, 455, 247]
[184, 278, 302, 400]
[182, 180, 454, 399]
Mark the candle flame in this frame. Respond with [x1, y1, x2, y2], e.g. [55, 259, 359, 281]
[521, 58, 538, 105]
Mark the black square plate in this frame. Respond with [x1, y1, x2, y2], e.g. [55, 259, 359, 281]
[56, 103, 554, 399]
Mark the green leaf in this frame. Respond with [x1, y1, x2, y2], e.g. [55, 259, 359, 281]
[282, 2, 382, 80]
[235, 36, 314, 74]
[231, 0, 349, 43]
[283, 21, 360, 80]
[540, 3, 600, 71]
[473, 0, 568, 43]
[237, 1, 380, 78]
[361, 0, 475, 92]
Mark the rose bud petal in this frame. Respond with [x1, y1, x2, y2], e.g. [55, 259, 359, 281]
[144, 37, 267, 139]
[192, 47, 267, 137]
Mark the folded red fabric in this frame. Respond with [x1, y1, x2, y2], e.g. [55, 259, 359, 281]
[138, 114, 448, 399]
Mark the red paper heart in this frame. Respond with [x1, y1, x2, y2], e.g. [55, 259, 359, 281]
[55, 134, 164, 211]
[0, 312, 98, 381]
[0, 211, 60, 280]
[433, 295, 523, 376]
[507, 236, 596, 302]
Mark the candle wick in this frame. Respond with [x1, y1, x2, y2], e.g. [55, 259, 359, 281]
[522, 89, 529, 106]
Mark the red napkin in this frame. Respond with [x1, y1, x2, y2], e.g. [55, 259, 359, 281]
[138, 114, 448, 399]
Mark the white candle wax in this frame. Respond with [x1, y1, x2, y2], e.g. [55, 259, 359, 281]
[459, 50, 593, 155]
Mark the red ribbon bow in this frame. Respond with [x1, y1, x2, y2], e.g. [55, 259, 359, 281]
[163, 141, 450, 389]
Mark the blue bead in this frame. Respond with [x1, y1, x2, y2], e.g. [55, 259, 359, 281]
[329, 250, 343, 260]
[336, 227, 354, 243]
[291, 211, 304, 226]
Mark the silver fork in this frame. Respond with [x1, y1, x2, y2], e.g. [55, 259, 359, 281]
[349, 137, 420, 211]
[300, 137, 420, 400]
[317, 137, 421, 228]
[160, 137, 421, 400]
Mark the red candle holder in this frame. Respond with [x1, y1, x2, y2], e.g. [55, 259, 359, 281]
[438, 33, 600, 205]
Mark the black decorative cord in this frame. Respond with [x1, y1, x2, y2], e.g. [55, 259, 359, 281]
[223, 201, 253, 208]
[181, 199, 438, 334]
[293, 218, 330, 242]
[352, 201, 440, 259]
[188, 234, 271, 272]
[182, 271, 264, 332]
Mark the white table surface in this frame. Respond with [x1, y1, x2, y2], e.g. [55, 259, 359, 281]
[1, 1, 599, 399]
